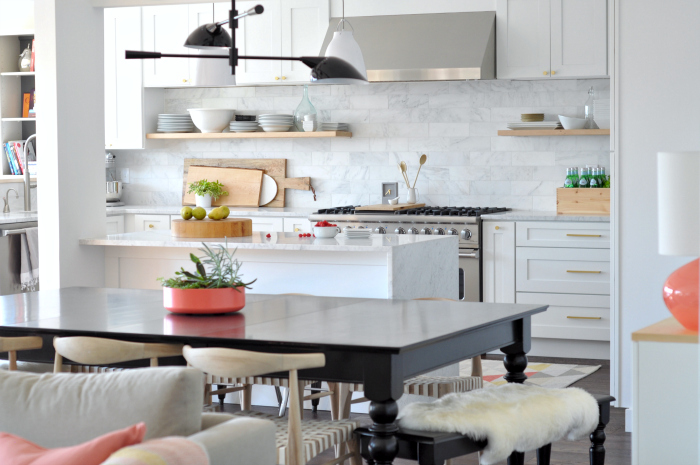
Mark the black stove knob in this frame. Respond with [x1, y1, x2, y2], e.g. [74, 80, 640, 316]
[395, 227, 406, 234]
[420, 228, 432, 235]
[374, 226, 386, 234]
[435, 228, 445, 235]
[460, 229, 472, 240]
[446, 228, 458, 236]
[406, 227, 419, 235]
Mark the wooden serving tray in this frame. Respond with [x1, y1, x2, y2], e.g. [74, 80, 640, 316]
[171, 218, 253, 238]
[355, 203, 425, 212]
[556, 188, 610, 215]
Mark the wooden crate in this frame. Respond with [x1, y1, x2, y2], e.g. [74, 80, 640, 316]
[556, 188, 610, 215]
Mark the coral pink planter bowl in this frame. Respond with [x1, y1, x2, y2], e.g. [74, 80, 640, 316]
[163, 287, 246, 314]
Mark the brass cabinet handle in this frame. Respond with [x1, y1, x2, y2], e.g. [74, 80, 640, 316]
[566, 270, 601, 273]
[294, 228, 300, 232]
[281, 76, 287, 80]
[543, 71, 549, 75]
[566, 234, 602, 237]
[182, 79, 188, 83]
[567, 316, 602, 320]
[274, 76, 280, 80]
[148, 224, 154, 229]
[495, 226, 500, 230]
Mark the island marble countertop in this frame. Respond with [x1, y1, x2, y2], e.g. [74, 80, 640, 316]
[80, 229, 459, 252]
[106, 205, 317, 218]
[0, 211, 39, 225]
[481, 210, 610, 222]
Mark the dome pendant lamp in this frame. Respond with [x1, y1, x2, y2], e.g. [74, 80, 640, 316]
[324, 0, 367, 80]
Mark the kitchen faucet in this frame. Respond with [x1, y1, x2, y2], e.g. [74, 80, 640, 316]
[23, 134, 36, 212]
[2, 188, 19, 213]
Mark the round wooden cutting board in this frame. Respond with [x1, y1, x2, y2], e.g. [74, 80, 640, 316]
[171, 218, 253, 238]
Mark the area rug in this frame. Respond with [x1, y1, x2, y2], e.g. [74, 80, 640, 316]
[459, 359, 601, 389]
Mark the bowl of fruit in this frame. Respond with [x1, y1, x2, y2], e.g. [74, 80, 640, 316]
[314, 220, 341, 238]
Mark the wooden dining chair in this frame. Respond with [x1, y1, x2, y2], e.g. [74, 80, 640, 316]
[209, 293, 335, 417]
[338, 297, 483, 419]
[52, 336, 184, 373]
[184, 345, 361, 465]
[0, 336, 43, 371]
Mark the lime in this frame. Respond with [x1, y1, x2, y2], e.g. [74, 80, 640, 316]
[219, 205, 230, 219]
[180, 206, 193, 220]
[192, 207, 207, 220]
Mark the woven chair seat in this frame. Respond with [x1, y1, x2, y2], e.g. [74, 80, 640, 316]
[233, 410, 359, 465]
[348, 375, 482, 398]
[206, 374, 315, 387]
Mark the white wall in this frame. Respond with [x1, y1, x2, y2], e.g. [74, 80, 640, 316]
[617, 0, 700, 409]
[36, 0, 106, 289]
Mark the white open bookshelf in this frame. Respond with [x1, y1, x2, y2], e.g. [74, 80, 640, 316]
[0, 32, 35, 181]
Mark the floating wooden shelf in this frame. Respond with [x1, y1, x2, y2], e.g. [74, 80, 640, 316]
[498, 129, 610, 136]
[146, 130, 352, 140]
[1, 117, 36, 122]
[0, 72, 35, 77]
[0, 175, 36, 184]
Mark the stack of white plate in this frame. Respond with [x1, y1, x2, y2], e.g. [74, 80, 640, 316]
[344, 229, 372, 239]
[157, 114, 194, 133]
[593, 100, 610, 129]
[258, 114, 294, 132]
[321, 122, 349, 131]
[229, 121, 259, 133]
[506, 121, 563, 130]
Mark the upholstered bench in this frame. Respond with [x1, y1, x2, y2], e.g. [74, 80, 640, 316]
[355, 391, 614, 465]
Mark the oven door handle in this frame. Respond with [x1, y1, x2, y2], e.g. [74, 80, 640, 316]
[459, 252, 479, 259]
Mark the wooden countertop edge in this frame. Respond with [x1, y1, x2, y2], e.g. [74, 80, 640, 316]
[632, 317, 698, 344]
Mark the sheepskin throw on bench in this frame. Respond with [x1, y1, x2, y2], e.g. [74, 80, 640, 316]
[398, 384, 599, 465]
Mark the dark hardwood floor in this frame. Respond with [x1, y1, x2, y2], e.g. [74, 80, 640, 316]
[223, 357, 630, 465]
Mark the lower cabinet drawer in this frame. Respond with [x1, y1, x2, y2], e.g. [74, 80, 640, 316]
[250, 217, 284, 232]
[516, 247, 610, 295]
[517, 292, 610, 341]
[134, 214, 171, 231]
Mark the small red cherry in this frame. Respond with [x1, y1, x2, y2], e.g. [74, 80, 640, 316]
[299, 234, 303, 237]
[266, 233, 271, 238]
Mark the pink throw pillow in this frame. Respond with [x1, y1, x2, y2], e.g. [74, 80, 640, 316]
[0, 422, 146, 465]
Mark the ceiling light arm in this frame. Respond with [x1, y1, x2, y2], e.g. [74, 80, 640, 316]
[216, 5, 263, 27]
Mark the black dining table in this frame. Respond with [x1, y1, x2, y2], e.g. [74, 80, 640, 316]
[0, 287, 547, 465]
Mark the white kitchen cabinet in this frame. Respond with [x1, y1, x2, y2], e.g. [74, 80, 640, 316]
[517, 292, 609, 341]
[516, 221, 610, 248]
[134, 214, 172, 231]
[283, 217, 311, 233]
[104, 8, 143, 150]
[496, 0, 607, 79]
[106, 215, 125, 235]
[280, 0, 330, 82]
[516, 247, 610, 295]
[251, 217, 284, 232]
[482, 221, 515, 304]
[142, 5, 192, 87]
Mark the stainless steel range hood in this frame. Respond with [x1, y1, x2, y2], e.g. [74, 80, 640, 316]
[319, 11, 496, 82]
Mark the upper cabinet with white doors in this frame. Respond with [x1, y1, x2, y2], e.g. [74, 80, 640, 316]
[104, 7, 163, 149]
[496, 0, 607, 79]
[142, 5, 193, 87]
[227, 0, 329, 84]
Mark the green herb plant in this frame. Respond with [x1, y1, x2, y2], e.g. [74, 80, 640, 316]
[159, 242, 256, 290]
[187, 179, 229, 200]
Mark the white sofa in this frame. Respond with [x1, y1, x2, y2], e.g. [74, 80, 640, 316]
[0, 367, 276, 465]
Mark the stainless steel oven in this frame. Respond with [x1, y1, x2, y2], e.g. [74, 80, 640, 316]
[459, 247, 480, 302]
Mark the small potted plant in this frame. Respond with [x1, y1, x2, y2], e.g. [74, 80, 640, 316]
[187, 179, 228, 209]
[159, 242, 256, 314]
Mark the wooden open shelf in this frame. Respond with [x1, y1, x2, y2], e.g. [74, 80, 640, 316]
[146, 130, 352, 140]
[498, 129, 610, 136]
[0, 72, 35, 77]
[1, 117, 36, 122]
[0, 175, 36, 184]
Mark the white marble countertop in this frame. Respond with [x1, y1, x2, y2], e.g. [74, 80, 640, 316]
[481, 210, 610, 222]
[0, 211, 39, 225]
[80, 229, 459, 252]
[106, 205, 316, 218]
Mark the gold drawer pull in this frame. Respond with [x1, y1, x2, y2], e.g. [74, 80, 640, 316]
[567, 316, 602, 320]
[566, 270, 601, 273]
[566, 234, 602, 237]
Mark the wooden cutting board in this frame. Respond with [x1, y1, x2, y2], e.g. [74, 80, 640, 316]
[183, 166, 263, 207]
[183, 158, 312, 208]
[171, 218, 253, 238]
[355, 203, 425, 212]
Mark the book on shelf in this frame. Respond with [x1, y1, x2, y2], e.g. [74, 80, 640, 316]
[30, 39, 35, 72]
[4, 143, 17, 175]
[2, 140, 34, 176]
[22, 93, 30, 118]
[28, 89, 35, 118]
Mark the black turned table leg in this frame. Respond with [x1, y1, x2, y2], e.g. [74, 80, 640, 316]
[502, 317, 531, 463]
[507, 451, 525, 465]
[537, 443, 552, 465]
[311, 380, 322, 412]
[368, 400, 399, 465]
[590, 400, 611, 465]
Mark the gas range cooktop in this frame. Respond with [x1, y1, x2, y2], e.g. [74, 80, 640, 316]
[315, 206, 510, 217]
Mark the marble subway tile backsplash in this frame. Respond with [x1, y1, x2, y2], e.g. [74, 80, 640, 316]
[114, 79, 610, 210]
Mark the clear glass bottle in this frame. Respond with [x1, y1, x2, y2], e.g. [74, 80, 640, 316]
[564, 168, 574, 188]
[584, 87, 598, 129]
[293, 85, 317, 132]
[579, 168, 589, 188]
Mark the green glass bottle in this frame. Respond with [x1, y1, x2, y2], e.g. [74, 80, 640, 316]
[599, 167, 606, 187]
[564, 168, 574, 188]
[590, 168, 599, 188]
[579, 168, 589, 188]
[572, 167, 580, 187]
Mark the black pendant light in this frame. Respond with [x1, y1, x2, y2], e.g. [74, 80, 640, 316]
[125, 0, 368, 85]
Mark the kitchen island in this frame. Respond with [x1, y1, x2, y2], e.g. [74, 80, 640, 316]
[80, 229, 458, 300]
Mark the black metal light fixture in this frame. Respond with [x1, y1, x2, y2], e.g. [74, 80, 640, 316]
[125, 0, 367, 85]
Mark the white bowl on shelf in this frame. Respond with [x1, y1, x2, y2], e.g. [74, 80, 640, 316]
[558, 115, 587, 130]
[260, 125, 292, 133]
[187, 108, 235, 133]
[314, 226, 341, 238]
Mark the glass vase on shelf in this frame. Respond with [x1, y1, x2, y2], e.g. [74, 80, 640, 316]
[293, 85, 317, 132]
[584, 86, 598, 129]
